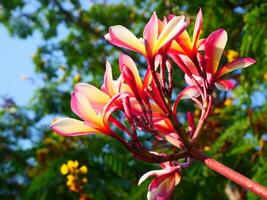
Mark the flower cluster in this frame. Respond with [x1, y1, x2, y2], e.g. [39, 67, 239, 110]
[60, 160, 90, 199]
[52, 9, 255, 200]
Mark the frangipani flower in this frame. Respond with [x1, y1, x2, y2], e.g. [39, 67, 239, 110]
[51, 83, 110, 136]
[169, 8, 204, 58]
[105, 12, 187, 58]
[180, 29, 255, 91]
[138, 162, 181, 200]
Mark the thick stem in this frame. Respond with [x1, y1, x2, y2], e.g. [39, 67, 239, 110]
[189, 148, 267, 199]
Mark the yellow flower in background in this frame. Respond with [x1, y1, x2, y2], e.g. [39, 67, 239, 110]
[74, 74, 81, 82]
[67, 160, 79, 172]
[60, 164, 69, 175]
[204, 146, 211, 151]
[67, 174, 75, 181]
[264, 72, 267, 81]
[224, 98, 233, 106]
[226, 50, 239, 62]
[60, 160, 89, 195]
[79, 165, 88, 174]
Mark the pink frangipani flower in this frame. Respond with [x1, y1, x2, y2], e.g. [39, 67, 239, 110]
[175, 29, 256, 91]
[105, 12, 187, 59]
[138, 161, 181, 200]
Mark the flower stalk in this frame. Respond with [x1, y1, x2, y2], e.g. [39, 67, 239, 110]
[189, 148, 267, 199]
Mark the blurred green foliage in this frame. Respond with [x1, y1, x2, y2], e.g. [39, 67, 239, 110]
[0, 0, 267, 199]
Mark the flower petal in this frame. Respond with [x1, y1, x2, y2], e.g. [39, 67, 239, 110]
[74, 83, 110, 112]
[173, 86, 200, 115]
[103, 61, 117, 97]
[119, 54, 143, 89]
[177, 54, 199, 75]
[105, 25, 146, 55]
[215, 79, 235, 91]
[173, 31, 193, 56]
[138, 169, 169, 186]
[192, 8, 202, 48]
[148, 173, 180, 200]
[71, 91, 103, 127]
[205, 29, 227, 74]
[155, 16, 187, 53]
[50, 118, 99, 136]
[215, 58, 256, 78]
[144, 12, 159, 57]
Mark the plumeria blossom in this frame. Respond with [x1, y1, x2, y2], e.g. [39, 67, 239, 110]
[169, 8, 204, 59]
[105, 12, 187, 59]
[138, 161, 181, 200]
[50, 84, 110, 136]
[51, 9, 259, 200]
[178, 29, 255, 91]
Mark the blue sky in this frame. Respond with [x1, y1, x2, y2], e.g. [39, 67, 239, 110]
[0, 25, 41, 105]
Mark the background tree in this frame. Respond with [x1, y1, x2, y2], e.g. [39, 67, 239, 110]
[0, 0, 266, 199]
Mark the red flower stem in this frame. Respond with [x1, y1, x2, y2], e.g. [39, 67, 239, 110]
[189, 148, 267, 199]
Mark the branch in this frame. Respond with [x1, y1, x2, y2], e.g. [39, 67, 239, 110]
[189, 148, 267, 199]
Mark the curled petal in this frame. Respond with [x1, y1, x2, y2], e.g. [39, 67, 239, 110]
[178, 86, 200, 100]
[50, 118, 99, 136]
[105, 25, 146, 55]
[205, 29, 227, 74]
[215, 79, 235, 91]
[103, 92, 130, 124]
[215, 58, 256, 78]
[155, 16, 187, 53]
[74, 83, 110, 112]
[173, 86, 200, 115]
[119, 54, 143, 89]
[138, 169, 170, 186]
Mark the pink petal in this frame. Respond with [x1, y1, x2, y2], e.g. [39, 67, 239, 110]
[119, 54, 143, 89]
[169, 54, 192, 75]
[50, 118, 99, 136]
[168, 40, 186, 54]
[173, 31, 193, 56]
[178, 85, 200, 100]
[215, 79, 235, 91]
[177, 54, 199, 75]
[173, 86, 200, 115]
[103, 61, 117, 96]
[144, 12, 159, 57]
[187, 111, 195, 138]
[215, 58, 256, 78]
[74, 83, 110, 112]
[192, 8, 202, 48]
[155, 16, 187, 53]
[148, 173, 180, 200]
[138, 169, 170, 186]
[154, 118, 174, 135]
[165, 133, 184, 149]
[103, 92, 130, 124]
[105, 25, 146, 55]
[205, 29, 227, 75]
[71, 91, 103, 127]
